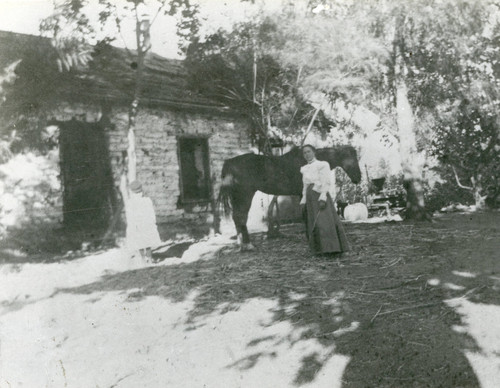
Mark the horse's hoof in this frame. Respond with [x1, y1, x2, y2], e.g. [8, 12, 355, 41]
[240, 243, 255, 252]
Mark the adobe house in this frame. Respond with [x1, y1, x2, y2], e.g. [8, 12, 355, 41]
[0, 31, 251, 236]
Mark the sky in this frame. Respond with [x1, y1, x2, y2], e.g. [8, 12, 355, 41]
[0, 0, 280, 59]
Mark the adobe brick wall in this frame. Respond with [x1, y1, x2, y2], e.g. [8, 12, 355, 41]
[106, 107, 252, 223]
[49, 103, 251, 226]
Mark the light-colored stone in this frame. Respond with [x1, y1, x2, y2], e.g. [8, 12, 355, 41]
[105, 107, 250, 223]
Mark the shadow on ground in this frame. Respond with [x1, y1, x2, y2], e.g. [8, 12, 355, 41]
[0, 223, 116, 264]
[0, 219, 210, 265]
[58, 212, 499, 387]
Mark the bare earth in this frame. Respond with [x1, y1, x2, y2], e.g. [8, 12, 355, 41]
[0, 211, 499, 387]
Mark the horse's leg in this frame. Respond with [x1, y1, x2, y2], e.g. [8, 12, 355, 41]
[233, 222, 242, 243]
[267, 196, 281, 238]
[232, 188, 256, 251]
[239, 225, 254, 251]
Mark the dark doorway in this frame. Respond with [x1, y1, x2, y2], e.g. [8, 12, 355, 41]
[58, 119, 116, 230]
[178, 137, 211, 203]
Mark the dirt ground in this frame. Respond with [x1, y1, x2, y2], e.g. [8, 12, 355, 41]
[47, 211, 498, 388]
[0, 212, 500, 388]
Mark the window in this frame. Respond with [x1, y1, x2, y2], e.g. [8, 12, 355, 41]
[178, 137, 211, 203]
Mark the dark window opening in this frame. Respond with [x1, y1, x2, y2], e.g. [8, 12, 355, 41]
[178, 137, 211, 203]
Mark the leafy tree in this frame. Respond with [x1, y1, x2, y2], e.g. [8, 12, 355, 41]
[232, 0, 500, 218]
[184, 17, 335, 154]
[310, 0, 499, 218]
[248, 1, 430, 218]
[0, 30, 86, 153]
[395, 0, 500, 209]
[274, 6, 388, 107]
[432, 99, 499, 208]
[395, 0, 500, 214]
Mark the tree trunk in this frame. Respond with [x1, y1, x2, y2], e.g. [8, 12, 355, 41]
[126, 15, 149, 183]
[127, 106, 138, 183]
[474, 189, 485, 209]
[451, 168, 486, 210]
[394, 16, 429, 221]
[395, 82, 429, 220]
[119, 21, 143, 207]
[471, 176, 486, 210]
[119, 14, 160, 245]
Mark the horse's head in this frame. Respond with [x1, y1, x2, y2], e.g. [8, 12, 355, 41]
[316, 146, 362, 184]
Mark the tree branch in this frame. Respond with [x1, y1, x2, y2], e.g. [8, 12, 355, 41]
[134, 3, 141, 56]
[150, 0, 168, 28]
[253, 37, 258, 103]
[296, 66, 302, 86]
[452, 166, 473, 191]
[112, 4, 134, 60]
[300, 107, 321, 146]
[286, 107, 299, 132]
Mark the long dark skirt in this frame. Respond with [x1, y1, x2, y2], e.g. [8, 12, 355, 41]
[304, 186, 350, 254]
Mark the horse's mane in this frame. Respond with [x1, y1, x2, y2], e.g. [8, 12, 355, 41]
[285, 144, 355, 153]
[279, 146, 301, 159]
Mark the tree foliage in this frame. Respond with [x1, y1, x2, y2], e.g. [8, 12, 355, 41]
[0, 36, 78, 152]
[432, 99, 500, 200]
[274, 6, 388, 108]
[184, 18, 335, 152]
[39, 0, 199, 65]
[185, 0, 500, 211]
[1, 0, 200, 154]
[311, 0, 500, 210]
[4, 0, 499, 211]
[403, 0, 500, 200]
[184, 3, 391, 152]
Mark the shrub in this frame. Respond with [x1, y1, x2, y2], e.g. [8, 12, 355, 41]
[425, 181, 474, 212]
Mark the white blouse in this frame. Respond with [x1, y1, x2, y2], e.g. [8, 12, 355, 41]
[300, 159, 332, 204]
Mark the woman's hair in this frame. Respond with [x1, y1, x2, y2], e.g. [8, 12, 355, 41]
[302, 144, 316, 153]
[129, 180, 143, 193]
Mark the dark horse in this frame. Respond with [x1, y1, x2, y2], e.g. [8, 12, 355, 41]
[218, 145, 362, 250]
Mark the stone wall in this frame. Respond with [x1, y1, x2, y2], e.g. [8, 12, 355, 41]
[106, 107, 252, 224]
[49, 103, 251, 226]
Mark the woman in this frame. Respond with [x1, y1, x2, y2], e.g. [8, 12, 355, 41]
[125, 180, 162, 263]
[300, 145, 350, 256]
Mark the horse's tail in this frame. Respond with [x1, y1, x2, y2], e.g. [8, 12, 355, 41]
[217, 162, 234, 217]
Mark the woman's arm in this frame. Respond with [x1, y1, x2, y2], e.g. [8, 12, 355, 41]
[146, 197, 158, 225]
[300, 171, 307, 205]
[318, 162, 331, 202]
[119, 172, 130, 210]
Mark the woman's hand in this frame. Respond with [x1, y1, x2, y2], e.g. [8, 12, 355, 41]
[319, 200, 326, 210]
